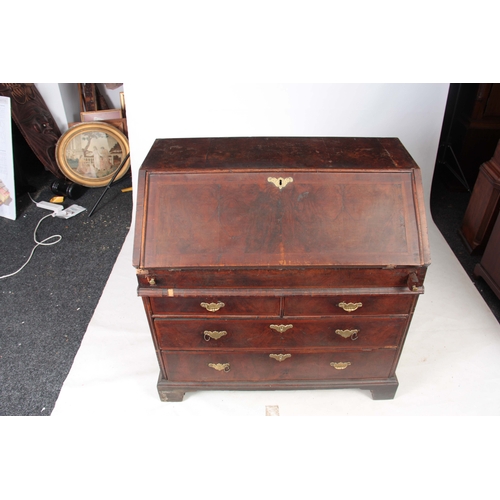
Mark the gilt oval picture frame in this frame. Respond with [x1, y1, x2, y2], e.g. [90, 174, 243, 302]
[55, 122, 130, 187]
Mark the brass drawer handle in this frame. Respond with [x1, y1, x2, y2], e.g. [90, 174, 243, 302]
[269, 353, 292, 362]
[203, 330, 228, 341]
[208, 363, 230, 372]
[335, 329, 359, 340]
[200, 301, 225, 312]
[337, 301, 363, 312]
[268, 176, 293, 190]
[270, 324, 293, 333]
[330, 361, 352, 370]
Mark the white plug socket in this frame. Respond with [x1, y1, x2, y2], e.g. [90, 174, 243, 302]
[36, 201, 63, 212]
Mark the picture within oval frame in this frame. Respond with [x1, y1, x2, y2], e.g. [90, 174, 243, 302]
[55, 122, 130, 188]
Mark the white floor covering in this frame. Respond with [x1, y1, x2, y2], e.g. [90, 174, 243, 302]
[51, 219, 500, 417]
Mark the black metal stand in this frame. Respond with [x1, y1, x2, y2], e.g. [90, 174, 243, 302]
[88, 153, 130, 218]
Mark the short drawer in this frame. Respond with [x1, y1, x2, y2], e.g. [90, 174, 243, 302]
[155, 317, 408, 350]
[162, 349, 398, 382]
[150, 295, 280, 316]
[284, 293, 415, 316]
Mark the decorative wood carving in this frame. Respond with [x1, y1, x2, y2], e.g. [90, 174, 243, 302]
[0, 83, 64, 179]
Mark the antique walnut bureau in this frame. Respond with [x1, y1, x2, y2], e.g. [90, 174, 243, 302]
[133, 137, 430, 402]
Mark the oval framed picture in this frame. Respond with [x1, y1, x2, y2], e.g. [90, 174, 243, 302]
[55, 122, 130, 187]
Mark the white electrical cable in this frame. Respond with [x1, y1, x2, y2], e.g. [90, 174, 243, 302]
[0, 196, 63, 280]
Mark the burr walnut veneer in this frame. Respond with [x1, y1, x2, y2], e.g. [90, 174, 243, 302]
[133, 137, 430, 401]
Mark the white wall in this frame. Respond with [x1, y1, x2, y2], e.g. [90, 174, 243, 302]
[58, 83, 82, 126]
[124, 83, 449, 206]
[35, 83, 69, 133]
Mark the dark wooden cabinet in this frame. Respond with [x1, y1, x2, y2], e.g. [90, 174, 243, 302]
[133, 137, 430, 401]
[474, 208, 500, 300]
[459, 140, 500, 253]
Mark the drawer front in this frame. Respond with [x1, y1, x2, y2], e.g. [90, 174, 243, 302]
[138, 267, 426, 290]
[162, 349, 398, 382]
[150, 295, 280, 316]
[155, 317, 408, 350]
[284, 294, 415, 316]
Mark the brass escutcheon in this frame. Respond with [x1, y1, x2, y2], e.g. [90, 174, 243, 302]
[200, 301, 225, 312]
[203, 330, 228, 341]
[268, 177, 293, 190]
[330, 361, 352, 370]
[270, 324, 293, 333]
[208, 363, 230, 372]
[335, 329, 359, 340]
[269, 353, 292, 362]
[338, 301, 363, 312]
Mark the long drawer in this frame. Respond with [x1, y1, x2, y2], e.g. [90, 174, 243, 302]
[162, 349, 398, 382]
[155, 317, 408, 350]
